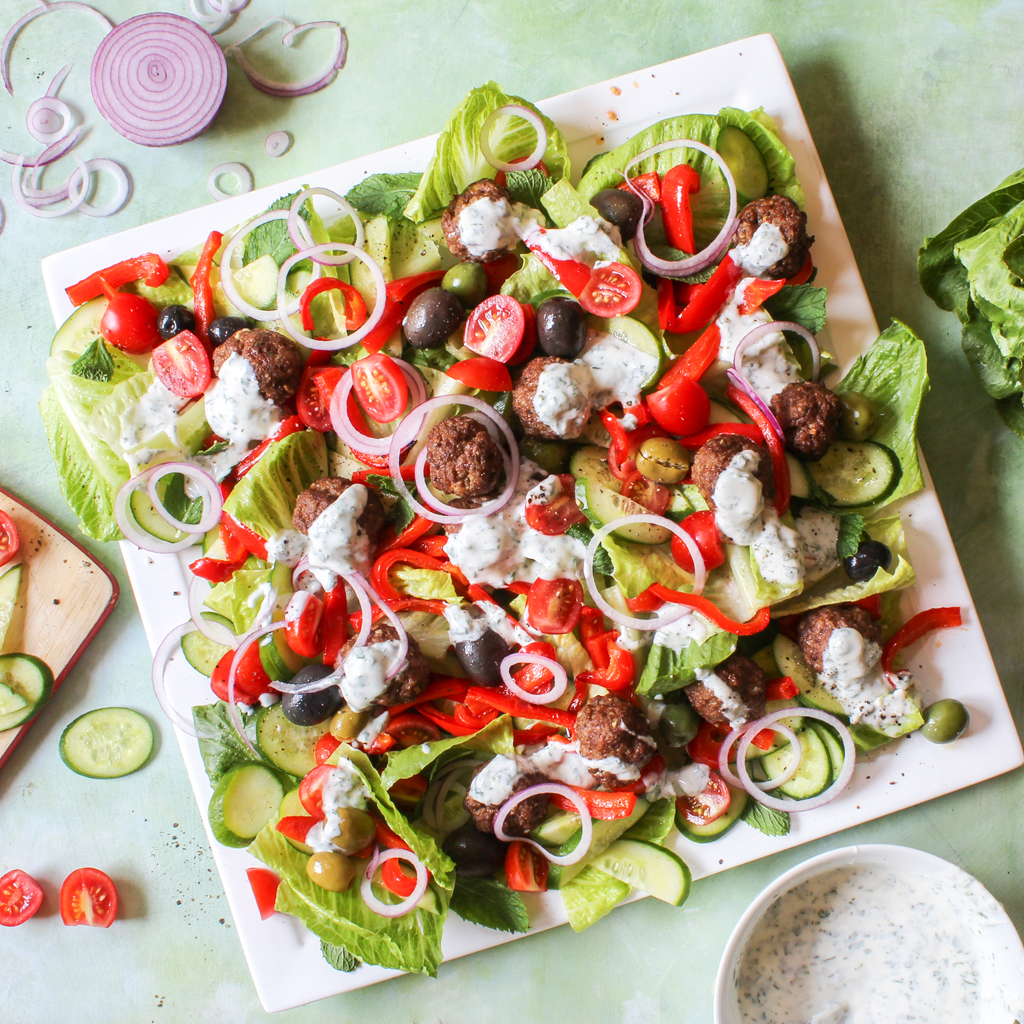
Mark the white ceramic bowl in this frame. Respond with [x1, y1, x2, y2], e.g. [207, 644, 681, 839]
[713, 843, 1024, 1024]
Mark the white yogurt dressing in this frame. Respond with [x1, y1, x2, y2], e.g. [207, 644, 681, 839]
[533, 361, 593, 437]
[443, 603, 488, 646]
[306, 760, 371, 854]
[119, 377, 189, 455]
[203, 352, 283, 464]
[752, 509, 805, 587]
[526, 740, 595, 788]
[713, 449, 766, 545]
[652, 609, 715, 651]
[577, 329, 658, 409]
[306, 484, 371, 584]
[266, 528, 308, 568]
[520, 215, 622, 266]
[692, 665, 751, 726]
[646, 761, 711, 801]
[339, 639, 401, 711]
[456, 197, 542, 259]
[467, 753, 527, 806]
[730, 223, 789, 278]
[796, 507, 841, 583]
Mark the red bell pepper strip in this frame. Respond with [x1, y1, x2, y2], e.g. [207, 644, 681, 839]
[276, 815, 319, 844]
[348, 597, 449, 635]
[658, 278, 677, 332]
[66, 253, 169, 306]
[726, 382, 790, 515]
[748, 728, 776, 751]
[245, 867, 280, 920]
[787, 254, 814, 286]
[192, 230, 223, 352]
[375, 515, 435, 556]
[351, 464, 418, 485]
[765, 676, 799, 702]
[549, 786, 637, 820]
[573, 640, 634, 693]
[220, 514, 268, 561]
[661, 163, 700, 254]
[387, 678, 470, 716]
[321, 584, 350, 667]
[618, 170, 661, 204]
[525, 240, 592, 298]
[464, 686, 576, 729]
[417, 704, 483, 737]
[373, 817, 411, 851]
[882, 607, 962, 683]
[409, 533, 449, 558]
[234, 415, 305, 480]
[853, 594, 883, 620]
[361, 270, 446, 354]
[737, 277, 786, 315]
[370, 548, 467, 604]
[665, 254, 742, 335]
[454, 703, 500, 730]
[678, 421, 764, 448]
[299, 278, 368, 333]
[314, 733, 342, 765]
[661, 323, 723, 390]
[188, 553, 246, 584]
[599, 408, 631, 465]
[647, 583, 772, 636]
[513, 725, 560, 746]
[624, 589, 665, 614]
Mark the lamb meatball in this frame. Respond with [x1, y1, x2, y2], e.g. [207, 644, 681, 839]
[336, 621, 430, 708]
[575, 693, 656, 790]
[512, 356, 592, 441]
[291, 476, 386, 546]
[426, 415, 504, 498]
[691, 434, 774, 510]
[797, 605, 881, 674]
[684, 654, 767, 727]
[211, 328, 303, 405]
[464, 756, 549, 836]
[442, 179, 519, 263]
[731, 195, 814, 280]
[770, 382, 841, 462]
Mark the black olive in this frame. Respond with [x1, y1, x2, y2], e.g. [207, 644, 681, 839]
[535, 296, 588, 359]
[402, 287, 464, 349]
[280, 664, 342, 726]
[590, 188, 644, 242]
[843, 540, 893, 581]
[208, 315, 253, 347]
[454, 629, 512, 687]
[156, 304, 196, 340]
[441, 823, 506, 878]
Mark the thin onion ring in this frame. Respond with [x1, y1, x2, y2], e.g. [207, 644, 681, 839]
[288, 187, 364, 263]
[725, 367, 785, 442]
[338, 573, 374, 654]
[66, 158, 130, 218]
[208, 162, 253, 201]
[422, 758, 480, 832]
[11, 153, 88, 219]
[144, 462, 222, 534]
[360, 847, 428, 918]
[717, 719, 802, 791]
[26, 96, 71, 145]
[494, 783, 593, 865]
[265, 131, 291, 157]
[152, 622, 200, 736]
[226, 622, 284, 756]
[0, 123, 84, 169]
[479, 103, 548, 173]
[187, 574, 240, 649]
[499, 653, 567, 705]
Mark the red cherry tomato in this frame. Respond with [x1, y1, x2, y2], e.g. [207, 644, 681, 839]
[578, 262, 642, 317]
[299, 764, 339, 819]
[524, 474, 587, 536]
[245, 867, 280, 920]
[647, 376, 711, 436]
[385, 712, 443, 748]
[463, 295, 525, 362]
[59, 868, 118, 927]
[314, 733, 341, 765]
[620, 471, 670, 516]
[100, 291, 161, 353]
[151, 329, 212, 398]
[527, 577, 584, 635]
[0, 869, 43, 926]
[351, 353, 409, 424]
[210, 644, 272, 704]
[285, 593, 323, 659]
[676, 770, 731, 826]
[671, 510, 725, 574]
[296, 365, 343, 432]
[445, 356, 513, 392]
[0, 511, 19, 569]
[505, 841, 549, 892]
[508, 301, 537, 366]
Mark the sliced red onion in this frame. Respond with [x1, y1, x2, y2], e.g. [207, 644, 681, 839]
[11, 153, 88, 219]
[152, 622, 199, 736]
[276, 242, 386, 350]
[499, 653, 567, 704]
[188, 0, 248, 35]
[226, 18, 347, 98]
[583, 515, 705, 631]
[0, 123, 84, 170]
[187, 574, 240, 649]
[422, 758, 480, 832]
[90, 13, 227, 147]
[725, 368, 784, 442]
[144, 462, 222, 534]
[66, 158, 130, 218]
[339, 573, 373, 652]
[271, 667, 342, 696]
[208, 162, 252, 201]
[479, 103, 548, 173]
[361, 847, 428, 918]
[27, 96, 71, 145]
[734, 319, 821, 384]
[3, 2, 112, 95]
[114, 472, 200, 553]
[717, 719, 802, 791]
[494, 783, 593, 865]
[288, 187, 364, 263]
[735, 708, 856, 812]
[46, 63, 72, 99]
[265, 131, 291, 157]
[624, 139, 739, 278]
[388, 397, 521, 525]
[226, 622, 287, 756]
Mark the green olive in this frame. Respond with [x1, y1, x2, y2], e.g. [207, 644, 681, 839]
[920, 699, 970, 744]
[306, 851, 356, 892]
[442, 262, 488, 309]
[330, 708, 369, 741]
[519, 437, 572, 474]
[659, 701, 700, 747]
[636, 437, 690, 484]
[332, 807, 377, 855]
[838, 391, 877, 441]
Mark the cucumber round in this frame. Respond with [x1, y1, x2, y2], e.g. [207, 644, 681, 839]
[59, 707, 154, 779]
[0, 564, 23, 653]
[209, 763, 284, 847]
[181, 631, 230, 678]
[531, 809, 583, 847]
[0, 654, 54, 732]
[811, 720, 846, 779]
[587, 837, 691, 906]
[806, 440, 901, 509]
[773, 634, 846, 716]
[255, 701, 330, 777]
[259, 628, 306, 681]
[129, 488, 188, 545]
[49, 296, 106, 357]
[677, 785, 748, 843]
[760, 724, 831, 799]
[717, 126, 769, 202]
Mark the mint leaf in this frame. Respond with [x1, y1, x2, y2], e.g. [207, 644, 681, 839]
[198, 439, 229, 457]
[320, 939, 361, 972]
[243, 190, 313, 266]
[836, 513, 867, 560]
[566, 522, 614, 575]
[191, 701, 280, 787]
[504, 168, 551, 209]
[449, 877, 529, 934]
[364, 474, 416, 534]
[764, 284, 828, 335]
[741, 799, 790, 837]
[161, 473, 204, 526]
[346, 172, 423, 221]
[71, 339, 114, 382]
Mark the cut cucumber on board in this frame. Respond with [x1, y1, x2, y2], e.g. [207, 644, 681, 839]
[0, 564, 22, 652]
[0, 654, 55, 732]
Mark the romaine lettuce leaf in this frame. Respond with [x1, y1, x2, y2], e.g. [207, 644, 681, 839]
[500, 253, 566, 306]
[86, 371, 155, 456]
[715, 106, 804, 207]
[636, 632, 738, 696]
[559, 863, 630, 932]
[601, 533, 694, 599]
[390, 565, 459, 602]
[204, 562, 272, 635]
[191, 700, 277, 787]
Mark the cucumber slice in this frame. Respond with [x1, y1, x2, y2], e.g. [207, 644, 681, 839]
[586, 314, 664, 388]
[181, 631, 230, 678]
[531, 809, 582, 847]
[760, 724, 831, 800]
[717, 126, 769, 202]
[0, 654, 54, 731]
[231, 253, 280, 311]
[49, 296, 106, 357]
[209, 763, 284, 847]
[587, 837, 691, 905]
[259, 628, 306, 681]
[129, 488, 188, 544]
[256, 701, 330, 777]
[547, 797, 649, 890]
[806, 440, 901, 509]
[279, 788, 313, 853]
[811, 721, 845, 780]
[677, 785, 748, 843]
[773, 634, 845, 716]
[786, 453, 811, 499]
[0, 564, 23, 653]
[59, 707, 154, 778]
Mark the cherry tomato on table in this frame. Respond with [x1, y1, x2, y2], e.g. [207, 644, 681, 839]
[527, 577, 584, 635]
[578, 262, 642, 317]
[151, 329, 211, 398]
[60, 867, 118, 927]
[463, 295, 525, 362]
[0, 511, 19, 568]
[351, 354, 409, 424]
[0, 869, 43, 926]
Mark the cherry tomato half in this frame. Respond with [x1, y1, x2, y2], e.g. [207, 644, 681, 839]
[0, 511, 19, 569]
[445, 356, 513, 392]
[352, 354, 409, 424]
[100, 291, 161, 353]
[285, 592, 324, 659]
[676, 770, 731, 826]
[671, 510, 725, 574]
[620, 471, 670, 516]
[463, 295, 525, 362]
[296, 365, 343, 432]
[210, 644, 272, 705]
[59, 867, 118, 927]
[0, 869, 43, 926]
[527, 577, 584, 635]
[245, 867, 280, 920]
[298, 764, 335, 819]
[505, 841, 549, 892]
[385, 712, 443, 748]
[524, 474, 587, 536]
[151, 329, 212, 398]
[578, 262, 642, 317]
[647, 375, 711, 436]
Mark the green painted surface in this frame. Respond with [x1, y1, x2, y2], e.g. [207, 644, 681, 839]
[2, 1, 1022, 1021]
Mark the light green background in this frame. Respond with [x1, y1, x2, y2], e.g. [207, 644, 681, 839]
[2, 1, 1023, 1021]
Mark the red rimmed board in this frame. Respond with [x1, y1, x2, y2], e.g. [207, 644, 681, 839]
[0, 486, 119, 770]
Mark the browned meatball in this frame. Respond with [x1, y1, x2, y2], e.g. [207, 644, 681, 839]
[211, 328, 303, 405]
[291, 477, 386, 549]
[512, 356, 591, 441]
[464, 760, 549, 837]
[575, 693, 656, 790]
[684, 654, 767, 726]
[426, 415, 504, 498]
[691, 434, 774, 510]
[797, 605, 881, 674]
[732, 195, 814, 280]
[336, 621, 429, 707]
[770, 382, 841, 462]
[442, 179, 518, 263]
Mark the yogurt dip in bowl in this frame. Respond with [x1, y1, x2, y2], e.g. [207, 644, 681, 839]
[714, 844, 1024, 1024]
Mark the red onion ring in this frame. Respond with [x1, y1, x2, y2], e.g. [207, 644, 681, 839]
[733, 318, 821, 384]
[479, 103, 548, 173]
[290, 557, 322, 593]
[208, 162, 252, 201]
[27, 96, 71, 145]
[265, 131, 291, 157]
[583, 515, 705, 631]
[494, 783, 593, 865]
[144, 462, 222, 535]
[66, 158, 130, 218]
[270, 667, 342, 696]
[624, 139, 739, 278]
[422, 758, 480, 831]
[360, 847, 428, 918]
[151, 622, 199, 736]
[735, 708, 856, 812]
[226, 18, 347, 98]
[188, 0, 248, 35]
[499, 653, 567, 704]
[114, 472, 200, 553]
[11, 153, 88, 218]
[338, 573, 373, 652]
[0, 123, 84, 170]
[226, 622, 285, 756]
[717, 719, 803, 791]
[187, 574, 240, 649]
[329, 362, 425, 455]
[46, 63, 71, 98]
[725, 367, 785, 442]
[387, 397, 521, 525]
[288, 187, 364, 263]
[413, 445, 513, 516]
[90, 13, 227, 147]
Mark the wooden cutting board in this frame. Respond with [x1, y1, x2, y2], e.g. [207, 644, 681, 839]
[0, 486, 119, 770]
